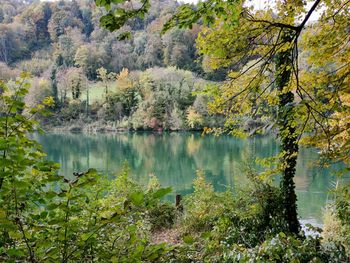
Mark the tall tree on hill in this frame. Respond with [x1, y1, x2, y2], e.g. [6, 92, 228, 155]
[48, 9, 83, 42]
[75, 44, 106, 80]
[81, 8, 94, 37]
[21, 2, 52, 49]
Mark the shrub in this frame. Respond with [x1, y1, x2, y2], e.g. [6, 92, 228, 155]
[181, 170, 287, 247]
[223, 233, 348, 263]
[0, 76, 173, 262]
[181, 170, 236, 234]
[59, 100, 86, 121]
[323, 183, 350, 256]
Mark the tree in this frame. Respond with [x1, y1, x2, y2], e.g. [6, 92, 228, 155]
[0, 62, 20, 80]
[193, 0, 321, 234]
[50, 66, 59, 108]
[56, 67, 70, 104]
[75, 44, 106, 79]
[0, 24, 23, 64]
[66, 67, 87, 100]
[186, 106, 203, 129]
[0, 74, 55, 261]
[24, 77, 52, 110]
[20, 2, 52, 49]
[95, 0, 349, 234]
[48, 10, 83, 42]
[0, 2, 16, 23]
[143, 34, 163, 67]
[109, 40, 137, 73]
[96, 66, 116, 100]
[55, 28, 85, 67]
[162, 28, 197, 70]
[17, 58, 52, 77]
[116, 68, 133, 92]
[81, 7, 94, 37]
[0, 75, 171, 261]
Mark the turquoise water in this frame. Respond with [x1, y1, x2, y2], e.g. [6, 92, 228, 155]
[33, 132, 349, 224]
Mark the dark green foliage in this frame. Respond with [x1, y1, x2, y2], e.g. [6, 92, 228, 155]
[336, 183, 350, 228]
[103, 86, 140, 121]
[334, 183, 350, 253]
[275, 31, 300, 234]
[81, 8, 94, 37]
[180, 171, 287, 247]
[0, 79, 173, 261]
[222, 233, 348, 263]
[165, 172, 347, 262]
[59, 100, 86, 121]
[96, 0, 151, 32]
[1, 77, 348, 262]
[148, 203, 176, 231]
[50, 67, 59, 109]
[162, 0, 240, 34]
[170, 234, 347, 262]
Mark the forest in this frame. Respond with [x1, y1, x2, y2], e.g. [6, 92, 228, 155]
[0, 0, 227, 132]
[0, 0, 350, 262]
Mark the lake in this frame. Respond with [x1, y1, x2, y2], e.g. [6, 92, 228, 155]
[33, 132, 349, 225]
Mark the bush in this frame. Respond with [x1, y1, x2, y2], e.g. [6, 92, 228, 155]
[0, 77, 173, 262]
[180, 170, 287, 247]
[224, 233, 348, 263]
[59, 99, 86, 121]
[181, 170, 236, 234]
[323, 183, 350, 256]
[2, 75, 348, 263]
[335, 183, 350, 253]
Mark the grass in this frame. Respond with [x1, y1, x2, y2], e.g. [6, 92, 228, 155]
[65, 81, 118, 104]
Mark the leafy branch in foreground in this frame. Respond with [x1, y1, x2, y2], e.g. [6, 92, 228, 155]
[1, 73, 349, 261]
[95, 0, 334, 234]
[0, 77, 172, 262]
[169, 0, 349, 234]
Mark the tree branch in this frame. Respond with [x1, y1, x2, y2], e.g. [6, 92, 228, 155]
[297, 0, 322, 33]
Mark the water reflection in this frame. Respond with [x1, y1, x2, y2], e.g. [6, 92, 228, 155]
[33, 132, 349, 223]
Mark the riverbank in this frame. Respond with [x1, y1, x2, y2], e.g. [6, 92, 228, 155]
[43, 121, 202, 133]
[42, 118, 275, 135]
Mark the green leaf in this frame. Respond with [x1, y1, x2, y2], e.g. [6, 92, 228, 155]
[183, 235, 194, 244]
[152, 187, 172, 199]
[7, 248, 25, 257]
[279, 232, 286, 238]
[129, 191, 144, 206]
[200, 231, 211, 239]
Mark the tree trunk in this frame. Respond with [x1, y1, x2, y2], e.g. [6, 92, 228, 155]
[86, 85, 89, 118]
[51, 67, 59, 108]
[275, 31, 300, 234]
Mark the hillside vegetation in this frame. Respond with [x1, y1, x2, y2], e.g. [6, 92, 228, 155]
[0, 0, 226, 131]
[1, 0, 350, 262]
